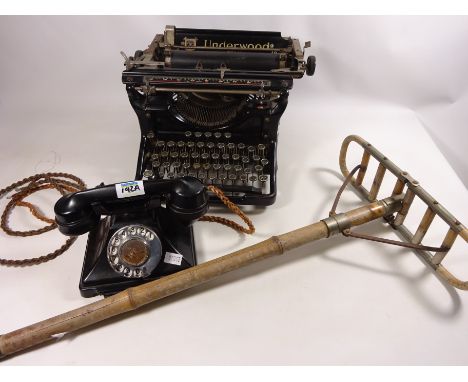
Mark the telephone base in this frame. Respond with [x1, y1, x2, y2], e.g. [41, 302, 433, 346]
[79, 209, 197, 297]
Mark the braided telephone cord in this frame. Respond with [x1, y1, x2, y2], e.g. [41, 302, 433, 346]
[200, 185, 255, 234]
[0, 173, 86, 266]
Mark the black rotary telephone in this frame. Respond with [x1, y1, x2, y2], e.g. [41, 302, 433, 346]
[54, 176, 208, 297]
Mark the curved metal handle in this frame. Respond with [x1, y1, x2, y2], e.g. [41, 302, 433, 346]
[339, 135, 468, 290]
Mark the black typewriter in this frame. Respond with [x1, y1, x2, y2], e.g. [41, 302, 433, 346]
[122, 25, 315, 206]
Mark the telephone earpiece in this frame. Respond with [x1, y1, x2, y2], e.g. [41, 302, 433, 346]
[167, 176, 209, 223]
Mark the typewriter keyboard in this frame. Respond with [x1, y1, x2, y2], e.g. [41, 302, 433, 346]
[142, 131, 271, 194]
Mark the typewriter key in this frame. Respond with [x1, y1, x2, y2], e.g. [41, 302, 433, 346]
[167, 172, 175, 179]
[191, 152, 199, 159]
[213, 163, 222, 171]
[247, 146, 255, 155]
[180, 152, 189, 159]
[239, 174, 247, 183]
[184, 131, 192, 138]
[162, 161, 171, 169]
[227, 142, 236, 151]
[234, 164, 242, 173]
[197, 142, 205, 149]
[259, 175, 268, 183]
[167, 141, 175, 149]
[208, 171, 217, 182]
[257, 144, 266, 157]
[203, 163, 211, 171]
[241, 156, 249, 164]
[187, 141, 195, 149]
[237, 143, 245, 150]
[156, 141, 165, 149]
[201, 152, 210, 160]
[198, 171, 207, 180]
[193, 163, 201, 170]
[217, 143, 225, 150]
[151, 153, 159, 160]
[194, 132, 202, 138]
[188, 170, 197, 177]
[143, 169, 154, 178]
[214, 132, 222, 139]
[177, 141, 185, 148]
[204, 132, 212, 138]
[224, 164, 232, 171]
[254, 164, 263, 173]
[232, 153, 240, 162]
[152, 160, 161, 168]
[244, 167, 252, 174]
[160, 151, 169, 159]
[211, 153, 220, 160]
[249, 175, 258, 185]
[206, 141, 215, 149]
[224, 132, 232, 139]
[222, 153, 230, 161]
[172, 161, 181, 170]
[170, 151, 179, 159]
[261, 158, 269, 166]
[219, 172, 227, 183]
[252, 154, 260, 162]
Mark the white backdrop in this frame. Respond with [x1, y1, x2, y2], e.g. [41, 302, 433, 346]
[0, 16, 467, 365]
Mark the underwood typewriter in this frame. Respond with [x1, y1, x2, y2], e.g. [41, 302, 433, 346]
[122, 25, 316, 206]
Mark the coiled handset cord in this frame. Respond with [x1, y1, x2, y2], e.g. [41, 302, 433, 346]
[0, 173, 254, 266]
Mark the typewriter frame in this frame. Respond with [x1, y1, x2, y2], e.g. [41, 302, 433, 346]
[122, 26, 314, 206]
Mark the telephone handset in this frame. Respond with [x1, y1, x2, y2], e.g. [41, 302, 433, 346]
[54, 176, 209, 297]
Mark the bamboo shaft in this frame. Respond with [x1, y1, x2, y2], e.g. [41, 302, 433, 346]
[0, 197, 402, 359]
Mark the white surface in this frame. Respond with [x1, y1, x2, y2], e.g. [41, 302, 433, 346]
[0, 16, 467, 365]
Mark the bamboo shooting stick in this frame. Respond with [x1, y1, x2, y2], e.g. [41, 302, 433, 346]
[0, 195, 403, 358]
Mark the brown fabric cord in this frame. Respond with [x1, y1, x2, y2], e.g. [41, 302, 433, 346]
[0, 173, 86, 266]
[199, 185, 255, 234]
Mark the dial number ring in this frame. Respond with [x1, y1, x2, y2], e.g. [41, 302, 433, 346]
[107, 225, 162, 278]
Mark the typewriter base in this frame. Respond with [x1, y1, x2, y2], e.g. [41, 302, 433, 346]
[79, 209, 197, 297]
